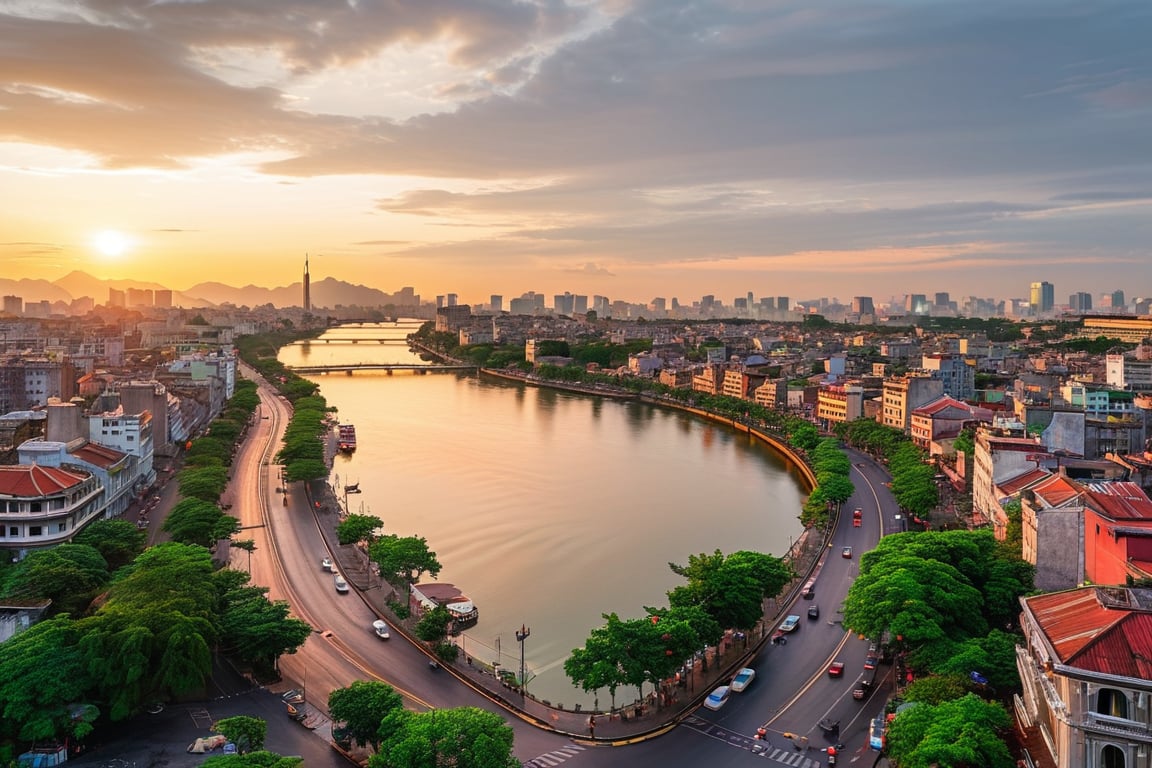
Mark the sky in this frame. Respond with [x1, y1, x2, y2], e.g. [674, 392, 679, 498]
[2, 0, 1150, 306]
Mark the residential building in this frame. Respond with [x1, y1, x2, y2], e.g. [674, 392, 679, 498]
[1082, 482, 1152, 586]
[881, 375, 944, 433]
[753, 378, 789, 410]
[1020, 473, 1087, 590]
[434, 304, 472, 332]
[816, 383, 864, 428]
[1016, 586, 1152, 768]
[909, 395, 993, 453]
[921, 353, 975, 401]
[2, 296, 22, 316]
[1108, 354, 1152, 391]
[972, 430, 1049, 539]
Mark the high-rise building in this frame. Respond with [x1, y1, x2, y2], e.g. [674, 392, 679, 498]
[934, 292, 950, 307]
[777, 297, 790, 314]
[2, 295, 22, 316]
[126, 288, 153, 307]
[1029, 281, 1054, 315]
[446, 293, 458, 307]
[302, 255, 311, 312]
[701, 295, 715, 314]
[1069, 292, 1092, 312]
[852, 297, 875, 316]
[574, 295, 588, 315]
[1112, 289, 1126, 310]
[154, 289, 173, 309]
[905, 294, 928, 314]
[108, 288, 125, 308]
[490, 295, 503, 313]
[554, 293, 575, 316]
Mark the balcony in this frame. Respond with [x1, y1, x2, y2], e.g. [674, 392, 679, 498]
[1082, 711, 1152, 740]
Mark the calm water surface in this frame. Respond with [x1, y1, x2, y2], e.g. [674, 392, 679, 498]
[280, 323, 807, 705]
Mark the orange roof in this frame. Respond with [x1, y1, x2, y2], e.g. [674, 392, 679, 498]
[71, 442, 128, 469]
[997, 467, 1051, 496]
[0, 465, 89, 497]
[1026, 587, 1152, 678]
[1084, 482, 1152, 521]
[1031, 474, 1085, 508]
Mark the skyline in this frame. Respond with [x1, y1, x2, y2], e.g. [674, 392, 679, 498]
[2, 1, 1151, 301]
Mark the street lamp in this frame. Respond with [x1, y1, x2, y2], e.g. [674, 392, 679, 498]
[515, 624, 531, 697]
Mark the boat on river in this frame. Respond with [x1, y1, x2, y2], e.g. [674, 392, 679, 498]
[337, 424, 357, 452]
[411, 583, 478, 631]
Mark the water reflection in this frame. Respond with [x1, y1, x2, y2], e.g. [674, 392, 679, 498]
[280, 324, 806, 705]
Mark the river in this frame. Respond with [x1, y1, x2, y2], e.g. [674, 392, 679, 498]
[279, 321, 808, 706]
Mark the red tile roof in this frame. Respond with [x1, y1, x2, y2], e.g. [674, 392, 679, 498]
[1026, 589, 1124, 662]
[0, 465, 89, 497]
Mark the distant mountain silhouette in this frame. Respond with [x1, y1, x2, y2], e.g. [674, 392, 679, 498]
[184, 277, 393, 309]
[1, 271, 400, 310]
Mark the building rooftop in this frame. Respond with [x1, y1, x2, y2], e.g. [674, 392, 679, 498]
[0, 464, 89, 497]
[1025, 587, 1152, 679]
[1084, 482, 1152, 521]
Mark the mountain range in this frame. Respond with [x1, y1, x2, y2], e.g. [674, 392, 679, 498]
[0, 271, 398, 310]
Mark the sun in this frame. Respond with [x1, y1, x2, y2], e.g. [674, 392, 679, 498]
[92, 229, 131, 258]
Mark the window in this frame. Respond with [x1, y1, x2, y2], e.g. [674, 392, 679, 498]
[8, 527, 16, 537]
[1097, 688, 1129, 719]
[29, 526, 42, 536]
[1101, 744, 1125, 768]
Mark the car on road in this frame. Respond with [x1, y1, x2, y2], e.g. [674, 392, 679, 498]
[333, 572, 349, 593]
[828, 661, 845, 678]
[372, 620, 391, 640]
[842, 546, 853, 559]
[853, 508, 862, 527]
[778, 614, 801, 633]
[870, 714, 886, 750]
[703, 685, 731, 710]
[864, 652, 878, 670]
[321, 556, 333, 571]
[807, 604, 820, 620]
[731, 668, 756, 692]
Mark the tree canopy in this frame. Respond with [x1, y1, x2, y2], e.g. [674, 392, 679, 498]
[337, 514, 384, 546]
[885, 694, 1014, 768]
[667, 549, 791, 631]
[163, 498, 240, 548]
[370, 535, 442, 600]
[371, 707, 519, 768]
[328, 680, 404, 750]
[73, 519, 147, 572]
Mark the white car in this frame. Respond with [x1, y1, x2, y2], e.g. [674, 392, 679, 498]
[372, 620, 390, 640]
[333, 572, 349, 593]
[703, 685, 731, 711]
[321, 556, 333, 572]
[731, 668, 756, 692]
[779, 614, 801, 633]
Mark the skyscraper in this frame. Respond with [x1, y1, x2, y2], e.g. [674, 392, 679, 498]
[1069, 292, 1092, 313]
[1029, 281, 1054, 315]
[303, 255, 311, 312]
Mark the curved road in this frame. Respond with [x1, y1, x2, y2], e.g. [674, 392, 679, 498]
[238, 367, 903, 767]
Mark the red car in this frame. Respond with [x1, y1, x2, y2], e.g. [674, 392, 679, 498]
[828, 661, 845, 678]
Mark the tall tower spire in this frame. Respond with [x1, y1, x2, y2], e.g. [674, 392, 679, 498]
[303, 254, 311, 312]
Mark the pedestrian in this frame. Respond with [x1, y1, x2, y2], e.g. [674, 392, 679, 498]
[588, 715, 595, 736]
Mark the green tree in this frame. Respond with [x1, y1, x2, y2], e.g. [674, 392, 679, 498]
[564, 627, 626, 709]
[415, 604, 452, 644]
[372, 707, 519, 768]
[369, 535, 442, 602]
[328, 680, 404, 750]
[219, 585, 312, 671]
[163, 498, 241, 548]
[73, 519, 147, 572]
[0, 616, 94, 742]
[886, 694, 1013, 768]
[902, 674, 970, 705]
[2, 544, 110, 617]
[178, 465, 230, 502]
[337, 514, 384, 546]
[213, 715, 267, 753]
[817, 474, 855, 505]
[668, 549, 789, 631]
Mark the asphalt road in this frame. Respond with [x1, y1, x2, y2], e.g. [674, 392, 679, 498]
[74, 371, 904, 768]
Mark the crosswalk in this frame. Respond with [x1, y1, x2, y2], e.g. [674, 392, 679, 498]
[681, 715, 835, 766]
[523, 744, 586, 767]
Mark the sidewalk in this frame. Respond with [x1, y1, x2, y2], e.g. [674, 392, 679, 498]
[302, 472, 826, 744]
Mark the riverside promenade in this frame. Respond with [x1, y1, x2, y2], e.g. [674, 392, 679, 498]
[299, 368, 831, 747]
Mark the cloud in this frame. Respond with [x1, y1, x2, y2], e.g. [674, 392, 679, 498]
[562, 262, 615, 276]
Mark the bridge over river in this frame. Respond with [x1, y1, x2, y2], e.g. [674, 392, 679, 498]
[287, 363, 478, 374]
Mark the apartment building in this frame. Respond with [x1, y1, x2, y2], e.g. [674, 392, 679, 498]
[1107, 354, 1152, 391]
[972, 430, 1051, 540]
[816, 383, 864, 428]
[909, 395, 993, 453]
[881, 375, 944, 433]
[921, 353, 976, 401]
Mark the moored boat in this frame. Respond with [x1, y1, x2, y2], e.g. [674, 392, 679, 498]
[337, 424, 357, 452]
[411, 583, 479, 631]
